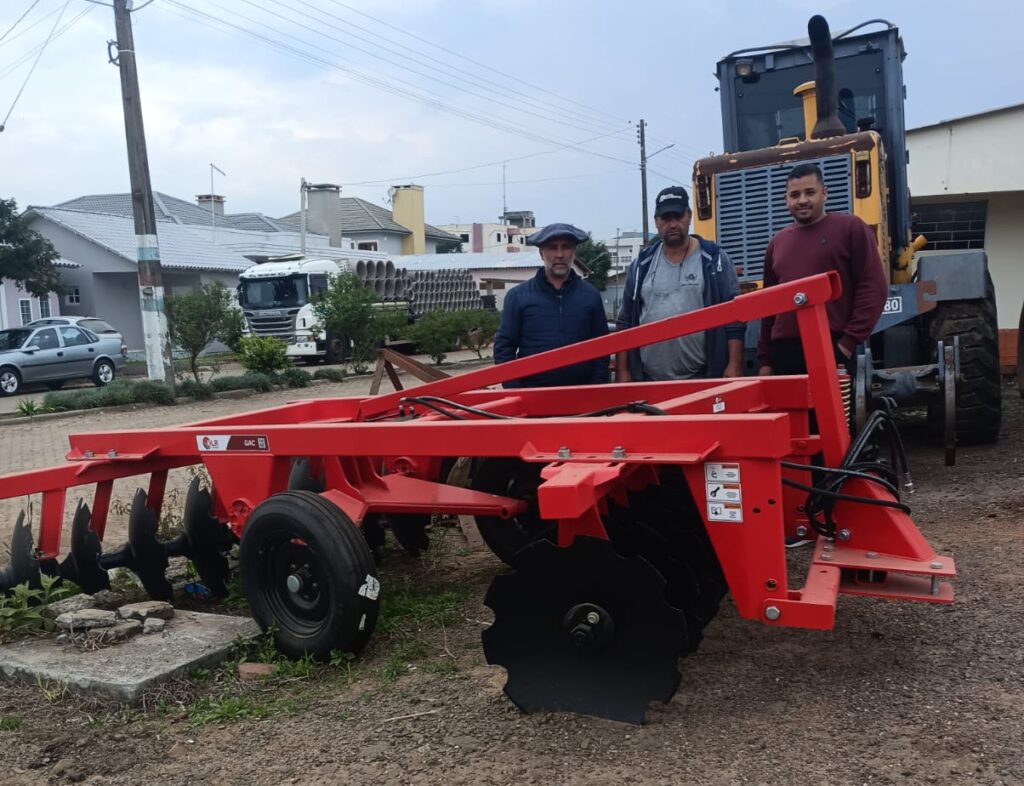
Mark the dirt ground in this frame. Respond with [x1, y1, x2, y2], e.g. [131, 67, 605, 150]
[0, 384, 1021, 786]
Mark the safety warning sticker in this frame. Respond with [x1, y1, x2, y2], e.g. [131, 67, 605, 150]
[706, 481, 741, 503]
[707, 501, 743, 523]
[704, 462, 740, 482]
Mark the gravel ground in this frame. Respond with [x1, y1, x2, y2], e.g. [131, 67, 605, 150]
[0, 385, 1021, 786]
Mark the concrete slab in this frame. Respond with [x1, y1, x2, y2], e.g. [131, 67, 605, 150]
[0, 611, 260, 702]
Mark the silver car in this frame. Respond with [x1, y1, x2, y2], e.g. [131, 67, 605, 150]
[0, 325, 127, 396]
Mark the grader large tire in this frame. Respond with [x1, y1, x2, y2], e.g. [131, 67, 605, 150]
[927, 295, 1001, 445]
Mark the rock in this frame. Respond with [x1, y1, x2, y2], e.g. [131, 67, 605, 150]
[55, 609, 117, 631]
[143, 618, 166, 635]
[51, 758, 75, 777]
[89, 590, 128, 610]
[95, 620, 143, 643]
[118, 601, 175, 622]
[42, 594, 97, 619]
[238, 662, 276, 681]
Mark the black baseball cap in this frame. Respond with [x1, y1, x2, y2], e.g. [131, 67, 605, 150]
[653, 186, 690, 217]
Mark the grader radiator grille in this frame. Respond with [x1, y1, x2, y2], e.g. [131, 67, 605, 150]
[715, 154, 852, 281]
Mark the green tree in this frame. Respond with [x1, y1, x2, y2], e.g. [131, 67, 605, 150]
[575, 238, 612, 292]
[311, 272, 379, 372]
[0, 198, 62, 297]
[165, 282, 246, 382]
[407, 310, 460, 365]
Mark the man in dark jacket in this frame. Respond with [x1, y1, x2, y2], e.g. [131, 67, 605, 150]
[493, 223, 610, 388]
[615, 187, 744, 381]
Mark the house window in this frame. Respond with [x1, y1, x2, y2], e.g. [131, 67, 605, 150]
[19, 299, 32, 325]
[65, 288, 81, 305]
[39, 298, 51, 318]
[459, 233, 470, 243]
[496, 233, 503, 243]
[357, 241, 379, 251]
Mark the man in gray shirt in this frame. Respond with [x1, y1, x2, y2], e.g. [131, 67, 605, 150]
[616, 186, 745, 381]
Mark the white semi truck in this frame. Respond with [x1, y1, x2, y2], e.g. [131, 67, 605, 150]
[237, 253, 403, 364]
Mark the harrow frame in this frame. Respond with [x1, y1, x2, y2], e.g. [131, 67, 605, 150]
[0, 271, 954, 634]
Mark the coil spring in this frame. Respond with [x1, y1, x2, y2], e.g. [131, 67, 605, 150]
[837, 367, 852, 429]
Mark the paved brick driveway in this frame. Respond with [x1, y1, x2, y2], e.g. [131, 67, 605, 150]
[0, 356, 490, 556]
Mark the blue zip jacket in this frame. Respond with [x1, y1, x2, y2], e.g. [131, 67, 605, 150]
[494, 268, 610, 388]
[615, 236, 745, 380]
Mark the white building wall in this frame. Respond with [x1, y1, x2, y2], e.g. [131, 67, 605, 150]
[907, 106, 1024, 330]
[982, 192, 1024, 329]
[907, 107, 1024, 196]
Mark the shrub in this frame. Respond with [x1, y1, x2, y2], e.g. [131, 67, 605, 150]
[131, 380, 176, 405]
[407, 310, 461, 365]
[313, 367, 346, 382]
[178, 379, 215, 400]
[41, 380, 174, 412]
[278, 367, 311, 388]
[454, 309, 501, 359]
[237, 335, 289, 375]
[209, 373, 274, 393]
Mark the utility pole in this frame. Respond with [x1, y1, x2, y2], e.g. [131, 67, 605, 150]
[501, 162, 507, 222]
[111, 0, 174, 391]
[638, 119, 649, 244]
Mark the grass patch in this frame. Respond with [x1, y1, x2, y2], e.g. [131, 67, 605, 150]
[188, 692, 271, 726]
[0, 717, 23, 731]
[374, 577, 471, 684]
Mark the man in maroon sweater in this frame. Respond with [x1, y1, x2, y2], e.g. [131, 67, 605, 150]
[757, 163, 887, 377]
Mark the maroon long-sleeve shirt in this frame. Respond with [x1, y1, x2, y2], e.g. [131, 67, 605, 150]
[757, 213, 887, 364]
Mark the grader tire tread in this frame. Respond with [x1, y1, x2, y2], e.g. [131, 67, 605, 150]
[928, 297, 1001, 445]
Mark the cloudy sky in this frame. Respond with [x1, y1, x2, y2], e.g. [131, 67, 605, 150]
[0, 0, 1019, 242]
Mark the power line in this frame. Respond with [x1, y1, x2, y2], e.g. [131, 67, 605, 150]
[271, 0, 630, 138]
[352, 167, 634, 189]
[320, 0, 630, 131]
[0, 2, 61, 50]
[0, 0, 71, 133]
[163, 1, 639, 166]
[236, 0, 627, 143]
[342, 128, 633, 186]
[0, 5, 93, 81]
[0, 0, 42, 44]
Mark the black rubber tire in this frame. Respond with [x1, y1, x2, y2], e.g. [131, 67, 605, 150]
[471, 458, 554, 567]
[287, 457, 325, 493]
[0, 366, 21, 397]
[389, 514, 431, 556]
[240, 491, 380, 659]
[92, 359, 116, 387]
[324, 332, 346, 365]
[927, 295, 1001, 445]
[45, 380, 65, 391]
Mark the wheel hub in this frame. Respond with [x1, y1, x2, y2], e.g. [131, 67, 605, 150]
[563, 603, 614, 653]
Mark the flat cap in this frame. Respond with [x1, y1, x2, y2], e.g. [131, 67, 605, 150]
[526, 222, 589, 247]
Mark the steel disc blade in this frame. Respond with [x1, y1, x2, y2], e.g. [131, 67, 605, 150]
[127, 489, 172, 601]
[0, 512, 41, 593]
[182, 478, 234, 597]
[59, 502, 110, 594]
[482, 536, 687, 725]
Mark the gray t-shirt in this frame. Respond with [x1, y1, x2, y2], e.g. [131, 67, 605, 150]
[639, 241, 706, 380]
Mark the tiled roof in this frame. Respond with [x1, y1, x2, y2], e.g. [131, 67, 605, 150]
[278, 197, 459, 242]
[26, 208, 254, 272]
[55, 192, 286, 232]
